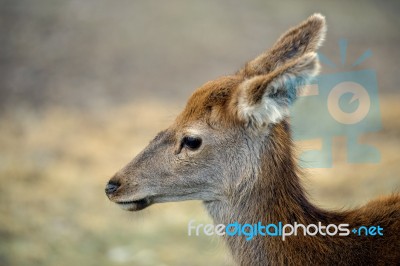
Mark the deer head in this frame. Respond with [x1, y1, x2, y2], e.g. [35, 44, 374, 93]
[106, 14, 326, 212]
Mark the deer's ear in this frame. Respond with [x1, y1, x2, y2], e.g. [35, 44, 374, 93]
[239, 13, 326, 77]
[232, 52, 319, 128]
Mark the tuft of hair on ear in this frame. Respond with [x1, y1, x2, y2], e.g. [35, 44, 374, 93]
[239, 13, 326, 77]
[233, 52, 320, 129]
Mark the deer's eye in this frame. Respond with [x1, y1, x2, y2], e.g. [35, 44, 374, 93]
[182, 136, 202, 150]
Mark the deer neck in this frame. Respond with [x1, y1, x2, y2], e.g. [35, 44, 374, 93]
[204, 122, 328, 264]
[205, 122, 318, 221]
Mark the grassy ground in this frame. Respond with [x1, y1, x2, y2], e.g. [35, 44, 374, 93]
[1, 96, 399, 266]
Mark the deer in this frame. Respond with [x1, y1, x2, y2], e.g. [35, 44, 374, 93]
[105, 14, 400, 265]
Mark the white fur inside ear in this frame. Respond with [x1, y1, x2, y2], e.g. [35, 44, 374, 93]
[236, 52, 319, 128]
[237, 80, 289, 128]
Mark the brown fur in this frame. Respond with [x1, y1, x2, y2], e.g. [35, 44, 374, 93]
[107, 14, 400, 265]
[217, 121, 400, 265]
[238, 14, 326, 78]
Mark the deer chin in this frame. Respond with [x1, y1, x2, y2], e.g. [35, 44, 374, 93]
[116, 197, 152, 211]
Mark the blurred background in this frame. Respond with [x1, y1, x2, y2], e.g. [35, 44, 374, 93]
[1, 0, 399, 265]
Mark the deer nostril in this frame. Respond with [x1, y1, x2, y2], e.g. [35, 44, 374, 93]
[105, 180, 121, 195]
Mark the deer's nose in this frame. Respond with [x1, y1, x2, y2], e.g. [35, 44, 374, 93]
[105, 180, 121, 195]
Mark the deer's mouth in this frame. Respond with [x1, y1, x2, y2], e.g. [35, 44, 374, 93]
[116, 198, 151, 211]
